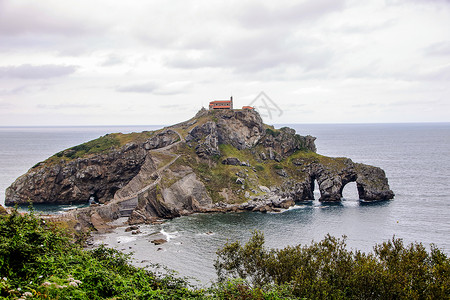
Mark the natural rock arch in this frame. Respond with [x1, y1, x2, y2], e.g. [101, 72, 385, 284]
[304, 161, 394, 202]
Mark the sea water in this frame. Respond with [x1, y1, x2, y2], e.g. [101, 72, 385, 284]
[1, 123, 449, 285]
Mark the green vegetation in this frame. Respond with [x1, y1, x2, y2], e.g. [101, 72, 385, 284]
[215, 231, 450, 299]
[175, 139, 355, 204]
[56, 134, 121, 159]
[38, 131, 155, 166]
[265, 127, 280, 137]
[1, 212, 449, 299]
[0, 210, 202, 299]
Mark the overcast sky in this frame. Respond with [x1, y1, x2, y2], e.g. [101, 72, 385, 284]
[0, 0, 449, 126]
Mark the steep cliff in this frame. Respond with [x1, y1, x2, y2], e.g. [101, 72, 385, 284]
[5, 109, 394, 228]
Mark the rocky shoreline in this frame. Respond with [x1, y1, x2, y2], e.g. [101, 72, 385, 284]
[5, 108, 394, 232]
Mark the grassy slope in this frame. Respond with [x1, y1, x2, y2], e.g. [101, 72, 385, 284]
[34, 131, 158, 168]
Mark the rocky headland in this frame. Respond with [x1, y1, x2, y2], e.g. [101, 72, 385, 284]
[5, 108, 394, 231]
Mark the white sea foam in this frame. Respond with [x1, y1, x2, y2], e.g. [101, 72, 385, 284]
[61, 205, 78, 210]
[116, 236, 136, 244]
[287, 205, 308, 211]
[266, 205, 309, 214]
[196, 232, 215, 236]
[160, 229, 178, 241]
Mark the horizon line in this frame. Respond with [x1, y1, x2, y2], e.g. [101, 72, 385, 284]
[1, 121, 449, 128]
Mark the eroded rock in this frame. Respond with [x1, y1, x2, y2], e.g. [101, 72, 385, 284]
[5, 143, 147, 205]
[144, 130, 179, 150]
[222, 157, 241, 165]
[151, 239, 167, 245]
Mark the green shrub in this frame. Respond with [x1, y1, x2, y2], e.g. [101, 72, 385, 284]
[265, 128, 280, 137]
[2, 211, 448, 299]
[215, 231, 450, 299]
[255, 165, 264, 171]
[50, 134, 121, 161]
[0, 210, 202, 299]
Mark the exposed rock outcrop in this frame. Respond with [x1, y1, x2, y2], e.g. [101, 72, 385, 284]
[5, 108, 394, 229]
[215, 110, 265, 150]
[128, 166, 213, 224]
[185, 110, 315, 159]
[186, 121, 220, 158]
[144, 130, 179, 150]
[222, 157, 241, 166]
[6, 143, 147, 205]
[261, 127, 317, 157]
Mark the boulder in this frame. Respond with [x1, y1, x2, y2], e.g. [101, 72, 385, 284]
[276, 169, 288, 177]
[236, 177, 245, 185]
[125, 225, 139, 232]
[144, 130, 179, 150]
[222, 157, 241, 166]
[151, 239, 167, 245]
[259, 186, 270, 193]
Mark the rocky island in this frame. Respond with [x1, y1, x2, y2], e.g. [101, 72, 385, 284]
[5, 108, 394, 230]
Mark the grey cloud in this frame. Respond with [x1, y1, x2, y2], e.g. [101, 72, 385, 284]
[417, 65, 450, 81]
[0, 1, 101, 37]
[0, 85, 29, 95]
[0, 101, 14, 109]
[351, 103, 379, 108]
[343, 63, 450, 82]
[116, 81, 191, 95]
[36, 104, 101, 110]
[388, 99, 443, 107]
[283, 103, 307, 109]
[116, 82, 159, 94]
[237, 0, 346, 28]
[395, 0, 450, 4]
[338, 19, 397, 34]
[0, 1, 108, 55]
[160, 104, 190, 110]
[0, 64, 77, 79]
[344, 61, 382, 79]
[101, 54, 125, 67]
[166, 31, 334, 74]
[424, 41, 450, 56]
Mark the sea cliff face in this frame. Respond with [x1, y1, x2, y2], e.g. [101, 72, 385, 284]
[5, 109, 394, 229]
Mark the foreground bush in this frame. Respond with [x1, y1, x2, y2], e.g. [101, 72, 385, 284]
[0, 210, 203, 299]
[215, 231, 450, 299]
[1, 210, 449, 299]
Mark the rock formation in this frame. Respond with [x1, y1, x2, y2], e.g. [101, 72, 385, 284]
[5, 108, 394, 230]
[5, 143, 149, 205]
